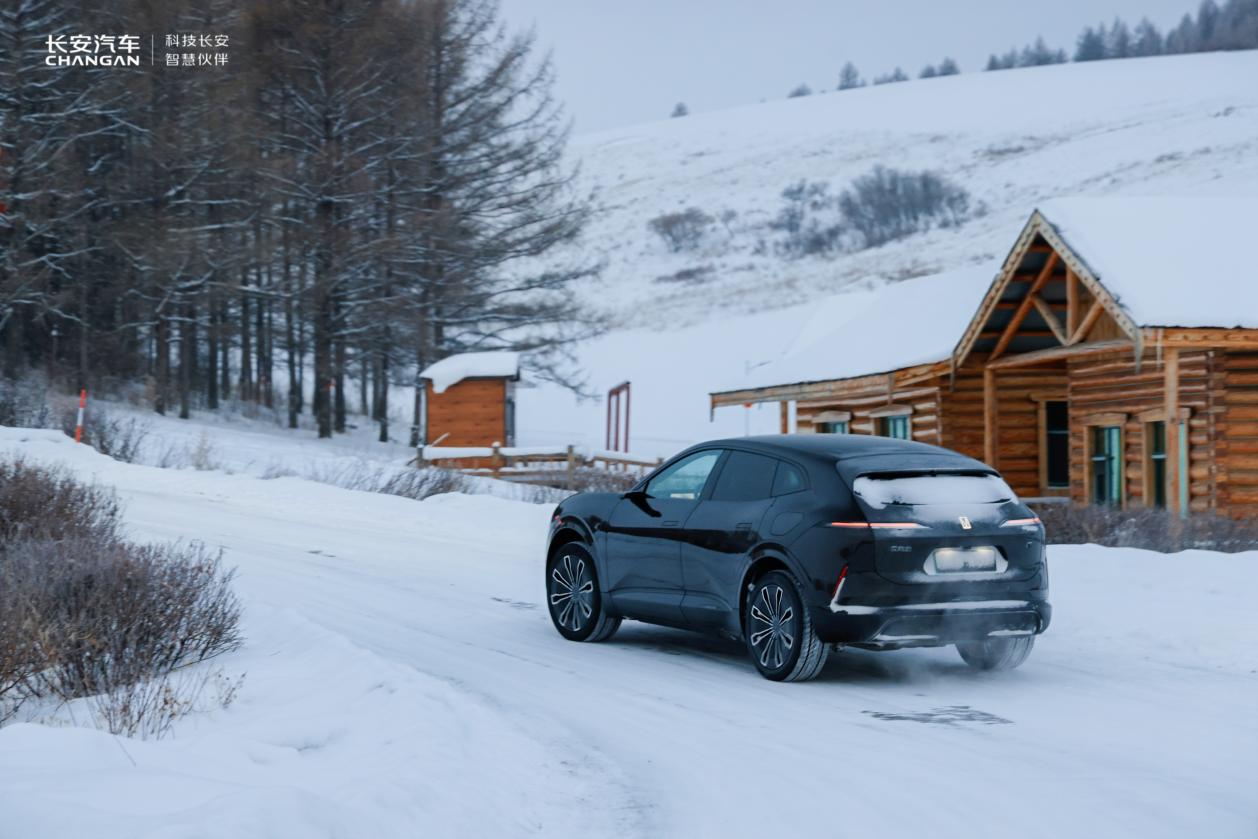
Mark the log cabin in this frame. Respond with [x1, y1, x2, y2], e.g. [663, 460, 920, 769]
[418, 351, 520, 448]
[710, 198, 1258, 519]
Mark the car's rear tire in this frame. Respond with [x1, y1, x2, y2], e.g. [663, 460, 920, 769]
[956, 635, 1035, 670]
[745, 570, 828, 682]
[547, 544, 621, 642]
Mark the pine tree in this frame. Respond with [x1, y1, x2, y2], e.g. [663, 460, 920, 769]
[919, 64, 937, 79]
[1074, 24, 1109, 61]
[937, 57, 961, 75]
[1166, 13, 1197, 52]
[836, 62, 864, 90]
[788, 82, 813, 98]
[1132, 17, 1165, 56]
[1108, 18, 1133, 58]
[670, 102, 689, 118]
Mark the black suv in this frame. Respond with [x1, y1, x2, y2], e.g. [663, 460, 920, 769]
[545, 435, 1050, 681]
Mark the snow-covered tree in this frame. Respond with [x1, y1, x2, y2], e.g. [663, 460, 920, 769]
[1074, 24, 1109, 61]
[836, 62, 864, 90]
[1132, 18, 1165, 55]
[670, 102, 689, 118]
[788, 83, 813, 98]
[1107, 19, 1133, 58]
[937, 57, 961, 75]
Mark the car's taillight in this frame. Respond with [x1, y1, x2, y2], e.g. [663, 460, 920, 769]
[1001, 516, 1041, 527]
[828, 521, 925, 529]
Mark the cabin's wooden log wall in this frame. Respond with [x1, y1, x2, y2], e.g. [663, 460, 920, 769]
[938, 363, 985, 463]
[795, 381, 943, 443]
[1219, 350, 1258, 519]
[425, 379, 507, 447]
[1065, 348, 1219, 511]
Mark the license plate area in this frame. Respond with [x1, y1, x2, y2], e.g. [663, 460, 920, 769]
[925, 546, 1006, 575]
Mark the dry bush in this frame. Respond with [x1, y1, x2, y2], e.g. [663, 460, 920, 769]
[1032, 503, 1258, 553]
[305, 460, 470, 500]
[56, 402, 151, 464]
[0, 458, 243, 731]
[647, 207, 714, 252]
[0, 537, 242, 713]
[837, 166, 979, 248]
[0, 460, 121, 545]
[0, 374, 56, 428]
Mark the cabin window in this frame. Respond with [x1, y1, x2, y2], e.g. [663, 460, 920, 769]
[878, 415, 910, 439]
[816, 420, 848, 434]
[1089, 426, 1123, 506]
[1145, 421, 1167, 508]
[1044, 401, 1069, 489]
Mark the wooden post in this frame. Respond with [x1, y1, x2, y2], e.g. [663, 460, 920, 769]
[983, 366, 997, 466]
[491, 443, 502, 479]
[1164, 348, 1183, 518]
[565, 445, 576, 490]
[1065, 267, 1079, 339]
[779, 401, 789, 434]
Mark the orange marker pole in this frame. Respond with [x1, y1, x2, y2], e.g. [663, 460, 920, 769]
[74, 389, 86, 443]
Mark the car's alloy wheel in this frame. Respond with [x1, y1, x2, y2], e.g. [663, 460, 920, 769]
[956, 635, 1035, 670]
[547, 544, 621, 642]
[745, 570, 828, 682]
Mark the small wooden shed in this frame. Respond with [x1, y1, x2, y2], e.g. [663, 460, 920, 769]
[418, 351, 520, 447]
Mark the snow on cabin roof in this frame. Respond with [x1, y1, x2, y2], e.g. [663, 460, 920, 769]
[419, 351, 520, 394]
[721, 265, 998, 393]
[1037, 197, 1258, 329]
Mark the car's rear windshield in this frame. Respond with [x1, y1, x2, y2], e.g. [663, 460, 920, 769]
[851, 471, 1014, 509]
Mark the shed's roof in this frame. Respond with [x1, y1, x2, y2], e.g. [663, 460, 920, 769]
[1037, 197, 1258, 329]
[719, 265, 997, 394]
[419, 351, 520, 394]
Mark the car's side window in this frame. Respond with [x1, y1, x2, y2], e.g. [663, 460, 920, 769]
[771, 461, 806, 496]
[710, 451, 778, 502]
[646, 451, 722, 501]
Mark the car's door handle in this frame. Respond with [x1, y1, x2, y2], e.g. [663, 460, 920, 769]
[734, 522, 752, 532]
[662, 520, 680, 527]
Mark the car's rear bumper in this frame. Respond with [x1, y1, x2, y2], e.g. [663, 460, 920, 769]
[812, 596, 1051, 646]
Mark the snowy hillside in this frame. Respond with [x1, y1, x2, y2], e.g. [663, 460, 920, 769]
[1, 428, 1255, 837]
[509, 51, 1258, 458]
[557, 51, 1258, 327]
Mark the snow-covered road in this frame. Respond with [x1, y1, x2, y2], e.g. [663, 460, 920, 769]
[2, 429, 1255, 838]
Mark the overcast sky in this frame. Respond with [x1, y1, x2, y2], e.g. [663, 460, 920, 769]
[498, 0, 1198, 133]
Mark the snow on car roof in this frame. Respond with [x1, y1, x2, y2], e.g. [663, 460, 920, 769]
[419, 351, 520, 393]
[724, 264, 998, 392]
[1037, 196, 1258, 329]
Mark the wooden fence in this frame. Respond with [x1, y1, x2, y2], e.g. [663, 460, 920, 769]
[417, 444, 663, 489]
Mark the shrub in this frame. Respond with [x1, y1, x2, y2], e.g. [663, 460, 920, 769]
[771, 180, 842, 257]
[837, 166, 978, 248]
[647, 207, 714, 253]
[1031, 503, 1258, 553]
[0, 375, 55, 428]
[57, 401, 151, 464]
[0, 459, 121, 545]
[0, 459, 242, 731]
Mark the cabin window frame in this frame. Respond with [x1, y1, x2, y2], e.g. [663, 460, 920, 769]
[816, 420, 848, 434]
[878, 415, 911, 440]
[1086, 423, 1125, 508]
[1143, 420, 1168, 509]
[1037, 398, 1071, 494]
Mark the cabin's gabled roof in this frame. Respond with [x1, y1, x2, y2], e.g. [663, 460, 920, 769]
[712, 265, 997, 397]
[1039, 197, 1258, 330]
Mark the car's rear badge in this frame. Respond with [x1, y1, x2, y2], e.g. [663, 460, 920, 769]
[959, 516, 972, 530]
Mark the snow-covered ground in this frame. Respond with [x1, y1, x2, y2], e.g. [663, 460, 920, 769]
[2, 427, 1255, 838]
